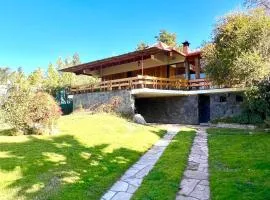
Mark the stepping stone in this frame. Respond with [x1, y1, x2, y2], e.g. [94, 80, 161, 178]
[101, 191, 116, 200]
[111, 192, 132, 200]
[178, 178, 200, 196]
[110, 181, 129, 192]
[176, 128, 210, 200]
[190, 184, 210, 200]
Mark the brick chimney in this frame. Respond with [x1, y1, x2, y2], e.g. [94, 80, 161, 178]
[182, 41, 190, 54]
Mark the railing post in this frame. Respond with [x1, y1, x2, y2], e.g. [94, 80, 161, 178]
[141, 76, 144, 88]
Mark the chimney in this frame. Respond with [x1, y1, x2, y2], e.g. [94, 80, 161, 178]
[182, 41, 190, 54]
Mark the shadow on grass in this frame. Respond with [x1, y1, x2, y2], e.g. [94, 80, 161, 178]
[0, 133, 150, 200]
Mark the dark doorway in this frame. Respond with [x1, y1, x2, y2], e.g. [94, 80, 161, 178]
[199, 95, 210, 123]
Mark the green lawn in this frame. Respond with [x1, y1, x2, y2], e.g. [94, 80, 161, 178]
[0, 113, 166, 200]
[208, 128, 270, 200]
[132, 128, 196, 200]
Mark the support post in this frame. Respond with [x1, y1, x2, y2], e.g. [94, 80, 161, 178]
[195, 57, 200, 79]
[185, 60, 190, 80]
[141, 55, 144, 76]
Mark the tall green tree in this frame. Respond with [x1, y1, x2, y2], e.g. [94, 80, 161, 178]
[136, 42, 149, 50]
[28, 68, 44, 89]
[136, 30, 183, 51]
[155, 30, 177, 47]
[46, 63, 60, 95]
[202, 8, 270, 87]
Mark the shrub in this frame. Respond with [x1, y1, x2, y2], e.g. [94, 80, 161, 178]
[94, 96, 123, 114]
[1, 88, 32, 132]
[245, 78, 270, 118]
[28, 92, 62, 132]
[211, 111, 264, 125]
[1, 90, 61, 134]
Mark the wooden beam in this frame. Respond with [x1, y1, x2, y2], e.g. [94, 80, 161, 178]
[195, 57, 200, 79]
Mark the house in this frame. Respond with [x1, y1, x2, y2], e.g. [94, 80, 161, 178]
[61, 41, 245, 124]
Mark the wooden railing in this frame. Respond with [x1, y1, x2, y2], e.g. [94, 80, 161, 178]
[70, 75, 211, 94]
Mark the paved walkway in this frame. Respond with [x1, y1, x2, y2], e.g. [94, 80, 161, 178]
[176, 127, 210, 200]
[101, 126, 179, 200]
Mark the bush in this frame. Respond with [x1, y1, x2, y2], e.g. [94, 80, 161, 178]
[212, 111, 264, 125]
[245, 78, 270, 118]
[94, 96, 123, 114]
[1, 90, 61, 135]
[28, 92, 62, 132]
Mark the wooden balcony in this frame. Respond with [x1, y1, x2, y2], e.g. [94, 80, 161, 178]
[70, 75, 211, 94]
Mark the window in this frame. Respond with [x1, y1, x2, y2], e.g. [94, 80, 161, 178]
[236, 95, 243, 102]
[220, 95, 227, 102]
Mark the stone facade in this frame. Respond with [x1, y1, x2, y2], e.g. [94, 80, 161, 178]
[73, 90, 244, 124]
[209, 92, 243, 120]
[73, 90, 135, 116]
[135, 96, 199, 124]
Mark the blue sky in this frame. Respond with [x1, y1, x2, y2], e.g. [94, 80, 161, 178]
[0, 0, 242, 73]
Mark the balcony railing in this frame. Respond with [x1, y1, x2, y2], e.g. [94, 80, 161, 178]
[70, 75, 211, 94]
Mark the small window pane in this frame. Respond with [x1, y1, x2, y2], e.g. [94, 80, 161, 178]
[220, 96, 227, 102]
[236, 95, 243, 102]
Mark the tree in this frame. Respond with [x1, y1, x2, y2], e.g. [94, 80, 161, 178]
[28, 68, 44, 89]
[72, 52, 81, 66]
[202, 8, 270, 87]
[155, 30, 177, 47]
[245, 78, 270, 118]
[0, 67, 11, 84]
[45, 63, 60, 95]
[245, 0, 270, 11]
[136, 42, 149, 50]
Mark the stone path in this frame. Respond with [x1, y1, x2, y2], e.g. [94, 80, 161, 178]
[101, 126, 179, 200]
[176, 127, 210, 200]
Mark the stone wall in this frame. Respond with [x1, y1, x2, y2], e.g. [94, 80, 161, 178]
[73, 90, 244, 124]
[73, 90, 135, 116]
[209, 92, 243, 120]
[135, 95, 199, 124]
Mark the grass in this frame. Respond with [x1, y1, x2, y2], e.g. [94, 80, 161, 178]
[208, 128, 270, 200]
[0, 113, 166, 200]
[132, 128, 196, 200]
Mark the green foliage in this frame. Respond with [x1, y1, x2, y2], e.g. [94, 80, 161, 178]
[212, 111, 264, 125]
[45, 53, 98, 96]
[1, 87, 32, 132]
[45, 63, 61, 97]
[28, 67, 44, 89]
[0, 53, 99, 133]
[202, 8, 270, 87]
[28, 92, 61, 128]
[136, 29, 183, 51]
[155, 29, 177, 47]
[1, 88, 61, 134]
[245, 78, 270, 121]
[136, 42, 149, 50]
